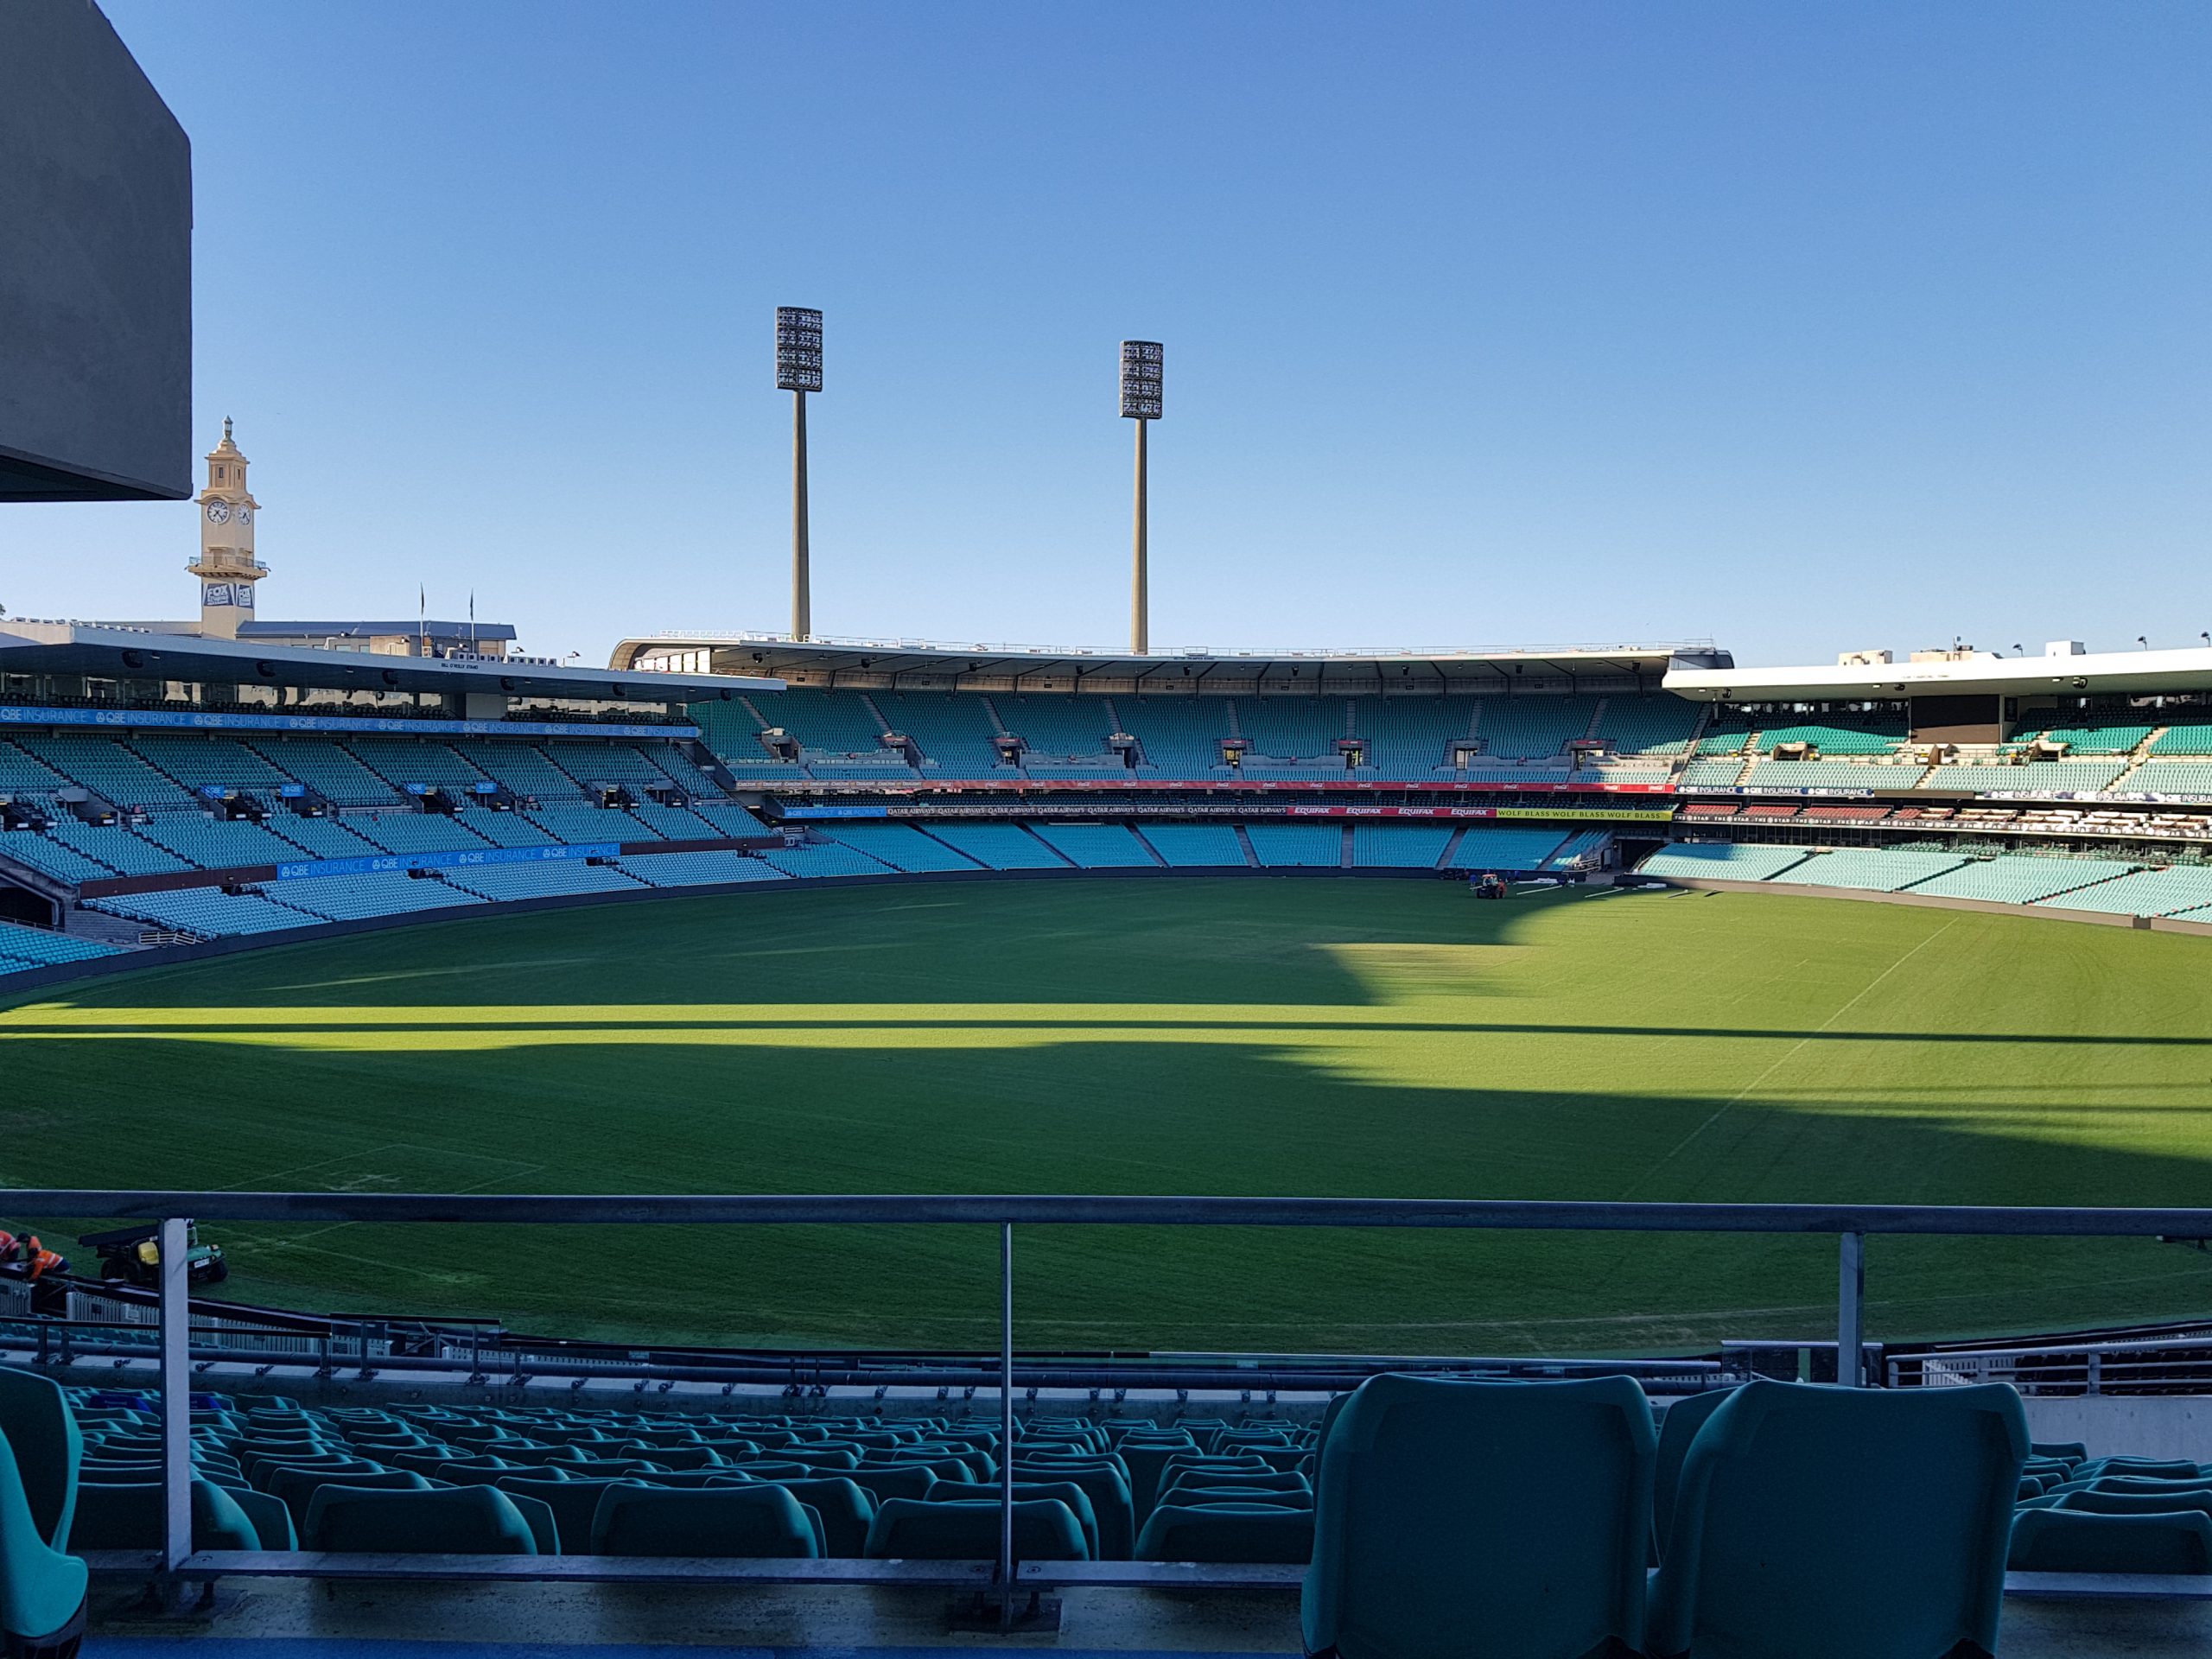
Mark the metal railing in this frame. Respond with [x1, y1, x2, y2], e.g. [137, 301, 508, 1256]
[6, 1189, 2211, 1612]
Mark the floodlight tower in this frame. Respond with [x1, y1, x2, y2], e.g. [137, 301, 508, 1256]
[1120, 340, 1163, 655]
[777, 306, 823, 640]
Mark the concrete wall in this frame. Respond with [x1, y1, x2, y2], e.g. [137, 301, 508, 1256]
[0, 0, 190, 500]
[2024, 1395, 2212, 1464]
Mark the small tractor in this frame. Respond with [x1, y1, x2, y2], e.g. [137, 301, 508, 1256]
[77, 1222, 229, 1287]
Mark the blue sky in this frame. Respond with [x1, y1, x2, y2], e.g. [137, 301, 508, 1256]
[10, 1, 2209, 666]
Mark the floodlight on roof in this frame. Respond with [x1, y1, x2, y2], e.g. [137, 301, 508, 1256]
[1120, 340, 1163, 420]
[777, 307, 823, 392]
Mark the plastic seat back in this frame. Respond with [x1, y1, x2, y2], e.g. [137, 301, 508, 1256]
[2009, 1507, 2212, 1573]
[0, 1423, 88, 1646]
[922, 1480, 1099, 1560]
[0, 1367, 82, 1552]
[307, 1484, 539, 1554]
[66, 1478, 259, 1550]
[750, 1478, 874, 1559]
[2057, 1488, 2212, 1519]
[1652, 1388, 1734, 1549]
[862, 1497, 1087, 1562]
[269, 1467, 430, 1533]
[1648, 1381, 2026, 1659]
[591, 1484, 818, 1559]
[1138, 1501, 1313, 1564]
[497, 1476, 639, 1556]
[1303, 1374, 1656, 1659]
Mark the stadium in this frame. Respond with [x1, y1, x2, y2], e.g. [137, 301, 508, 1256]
[3, 5, 2210, 1657]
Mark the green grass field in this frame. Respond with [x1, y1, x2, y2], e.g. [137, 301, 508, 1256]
[4, 878, 2211, 1356]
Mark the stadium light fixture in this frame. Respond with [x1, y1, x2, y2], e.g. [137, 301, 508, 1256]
[777, 307, 823, 641]
[1121, 340, 1163, 655]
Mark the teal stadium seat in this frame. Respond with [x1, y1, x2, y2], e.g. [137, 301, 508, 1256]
[0, 1423, 86, 1654]
[1303, 1375, 1656, 1659]
[591, 1483, 818, 1558]
[2008, 1508, 2212, 1574]
[1646, 1380, 2025, 1659]
[1137, 1501, 1313, 1563]
[306, 1484, 543, 1554]
[862, 1497, 1088, 1561]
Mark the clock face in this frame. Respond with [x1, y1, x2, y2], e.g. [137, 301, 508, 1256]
[204, 500, 232, 524]
[236, 505, 253, 524]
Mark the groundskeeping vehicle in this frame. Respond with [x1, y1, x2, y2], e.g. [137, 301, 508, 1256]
[77, 1221, 228, 1287]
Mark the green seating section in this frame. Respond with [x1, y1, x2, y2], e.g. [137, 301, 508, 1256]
[1742, 760, 1928, 791]
[1933, 760, 2130, 792]
[2149, 724, 2212, 755]
[1909, 855, 2138, 906]
[2010, 723, 2154, 754]
[1766, 849, 1968, 892]
[2119, 761, 2212, 798]
[1679, 757, 1750, 786]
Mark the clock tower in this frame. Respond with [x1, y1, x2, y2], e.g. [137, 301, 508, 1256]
[188, 417, 264, 639]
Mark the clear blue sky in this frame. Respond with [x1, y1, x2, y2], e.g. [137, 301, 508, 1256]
[10, 1, 2209, 667]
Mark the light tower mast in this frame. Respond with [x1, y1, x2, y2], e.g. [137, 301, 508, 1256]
[1120, 341, 1163, 655]
[777, 307, 823, 642]
[188, 417, 264, 639]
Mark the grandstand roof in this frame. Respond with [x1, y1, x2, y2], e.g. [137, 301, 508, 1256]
[1665, 645, 2212, 702]
[0, 620, 780, 701]
[612, 632, 1730, 689]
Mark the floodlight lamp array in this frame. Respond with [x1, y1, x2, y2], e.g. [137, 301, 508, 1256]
[776, 307, 823, 392]
[1120, 340, 1163, 419]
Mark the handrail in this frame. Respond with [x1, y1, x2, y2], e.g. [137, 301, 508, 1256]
[13, 1189, 2208, 1613]
[9, 1191, 2212, 1234]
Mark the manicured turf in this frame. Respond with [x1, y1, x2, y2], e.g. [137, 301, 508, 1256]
[4, 878, 2211, 1355]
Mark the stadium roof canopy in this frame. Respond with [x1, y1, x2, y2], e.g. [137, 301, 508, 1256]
[612, 632, 1731, 690]
[0, 620, 780, 702]
[1665, 645, 2212, 702]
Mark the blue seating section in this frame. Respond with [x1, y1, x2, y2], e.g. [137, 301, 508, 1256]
[247, 737, 399, 806]
[874, 693, 1008, 775]
[1766, 849, 1968, 892]
[927, 823, 1072, 870]
[0, 921, 122, 970]
[620, 853, 789, 887]
[136, 815, 308, 869]
[1355, 698, 1478, 779]
[1138, 823, 1249, 867]
[760, 840, 899, 879]
[1033, 823, 1154, 868]
[445, 861, 651, 902]
[1244, 823, 1343, 868]
[1446, 827, 1574, 869]
[1235, 697, 1344, 763]
[823, 823, 987, 872]
[690, 800, 771, 836]
[45, 819, 194, 876]
[1477, 697, 1597, 760]
[0, 827, 117, 884]
[996, 696, 1121, 766]
[14, 734, 200, 809]
[1544, 830, 1612, 868]
[540, 741, 676, 786]
[1349, 824, 1452, 868]
[345, 737, 490, 792]
[1115, 697, 1228, 774]
[269, 816, 385, 859]
[747, 689, 892, 754]
[524, 804, 643, 846]
[351, 813, 494, 855]
[276, 874, 489, 922]
[87, 887, 313, 938]
[450, 741, 586, 799]
[455, 810, 563, 849]
[0, 740, 70, 795]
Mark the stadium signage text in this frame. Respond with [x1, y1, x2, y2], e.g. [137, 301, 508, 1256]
[1282, 804, 1675, 823]
[275, 842, 623, 882]
[0, 704, 698, 741]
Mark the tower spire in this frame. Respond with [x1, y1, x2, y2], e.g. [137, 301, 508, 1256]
[190, 418, 264, 639]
